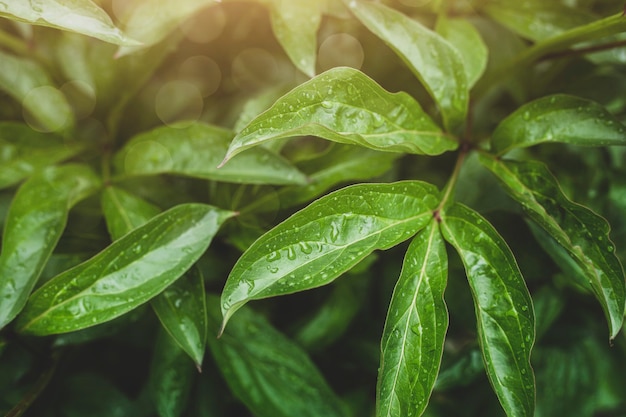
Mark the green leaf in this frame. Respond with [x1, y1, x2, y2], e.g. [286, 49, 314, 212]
[101, 186, 161, 241]
[0, 122, 84, 189]
[15, 204, 233, 335]
[0, 50, 74, 133]
[223, 67, 455, 163]
[206, 296, 347, 417]
[479, 157, 626, 338]
[0, 0, 138, 46]
[0, 164, 100, 329]
[60, 373, 136, 417]
[149, 328, 195, 417]
[346, 0, 468, 130]
[436, 18, 488, 88]
[492, 94, 626, 155]
[440, 203, 535, 417]
[377, 221, 448, 417]
[220, 181, 440, 330]
[483, 0, 593, 41]
[152, 267, 208, 370]
[115, 0, 219, 56]
[114, 123, 307, 185]
[435, 347, 485, 391]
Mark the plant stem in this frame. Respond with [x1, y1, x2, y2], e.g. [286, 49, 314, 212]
[434, 145, 469, 219]
[0, 29, 30, 56]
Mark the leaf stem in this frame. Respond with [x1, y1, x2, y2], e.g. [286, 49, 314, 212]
[0, 29, 31, 56]
[435, 145, 469, 219]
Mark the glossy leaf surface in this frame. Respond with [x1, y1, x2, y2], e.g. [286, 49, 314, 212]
[0, 164, 100, 329]
[347, 0, 468, 130]
[480, 157, 626, 338]
[206, 297, 347, 417]
[377, 221, 448, 417]
[16, 204, 233, 335]
[0, 122, 84, 189]
[149, 328, 195, 417]
[0, 50, 74, 133]
[115, 123, 307, 185]
[221, 181, 440, 329]
[223, 67, 456, 163]
[0, 0, 137, 46]
[101, 186, 161, 241]
[491, 94, 626, 155]
[441, 203, 535, 417]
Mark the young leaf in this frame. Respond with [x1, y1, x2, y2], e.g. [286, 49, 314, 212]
[206, 296, 347, 417]
[0, 164, 100, 329]
[220, 181, 440, 330]
[0, 0, 138, 46]
[222, 67, 456, 163]
[114, 123, 307, 185]
[479, 157, 626, 338]
[346, 0, 468, 130]
[149, 328, 195, 417]
[377, 221, 448, 417]
[102, 186, 208, 367]
[436, 18, 488, 88]
[440, 203, 535, 417]
[492, 94, 626, 155]
[0, 122, 84, 189]
[0, 50, 74, 133]
[15, 204, 234, 335]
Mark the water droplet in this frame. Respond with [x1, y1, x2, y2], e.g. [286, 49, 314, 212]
[299, 242, 313, 254]
[329, 221, 340, 242]
[321, 100, 333, 110]
[267, 266, 279, 273]
[286, 246, 297, 260]
[244, 279, 255, 291]
[522, 111, 530, 121]
[607, 245, 614, 252]
[411, 324, 423, 335]
[266, 251, 281, 262]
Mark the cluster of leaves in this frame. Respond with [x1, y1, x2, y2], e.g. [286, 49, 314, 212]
[1, 0, 626, 416]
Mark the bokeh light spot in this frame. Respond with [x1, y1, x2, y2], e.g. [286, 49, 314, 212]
[232, 48, 280, 90]
[60, 80, 96, 120]
[155, 80, 204, 127]
[124, 141, 173, 174]
[179, 56, 222, 97]
[318, 33, 364, 72]
[180, 5, 227, 44]
[22, 86, 71, 133]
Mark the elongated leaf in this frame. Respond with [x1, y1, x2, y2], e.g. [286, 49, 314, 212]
[0, 0, 137, 46]
[0, 122, 84, 189]
[440, 203, 535, 417]
[480, 157, 626, 338]
[102, 187, 207, 367]
[223, 67, 456, 163]
[0, 164, 100, 329]
[346, 0, 468, 130]
[492, 94, 626, 154]
[220, 181, 440, 330]
[206, 296, 347, 417]
[377, 221, 448, 417]
[116, 0, 218, 56]
[436, 18, 488, 88]
[149, 328, 195, 417]
[0, 50, 74, 133]
[115, 123, 307, 185]
[15, 204, 233, 335]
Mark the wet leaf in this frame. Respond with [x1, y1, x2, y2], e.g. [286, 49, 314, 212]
[435, 347, 485, 391]
[377, 221, 448, 417]
[346, 0, 468, 130]
[0, 164, 100, 329]
[15, 204, 234, 335]
[0, 122, 84, 189]
[491, 94, 626, 155]
[480, 157, 626, 338]
[115, 123, 307, 185]
[440, 203, 535, 417]
[223, 67, 456, 163]
[220, 181, 440, 330]
[436, 18, 488, 88]
[0, 50, 74, 133]
[206, 296, 347, 417]
[0, 0, 137, 46]
[149, 329, 195, 417]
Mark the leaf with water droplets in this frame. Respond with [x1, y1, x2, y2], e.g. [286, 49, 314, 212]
[220, 181, 440, 330]
[206, 296, 347, 417]
[222, 67, 456, 163]
[377, 221, 448, 417]
[0, 0, 138, 46]
[15, 204, 234, 335]
[0, 122, 85, 189]
[480, 156, 626, 338]
[346, 0, 468, 130]
[114, 122, 307, 185]
[0, 164, 101, 330]
[440, 203, 535, 417]
[491, 94, 626, 155]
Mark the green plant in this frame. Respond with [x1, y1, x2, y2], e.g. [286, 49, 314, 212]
[1, 0, 626, 416]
